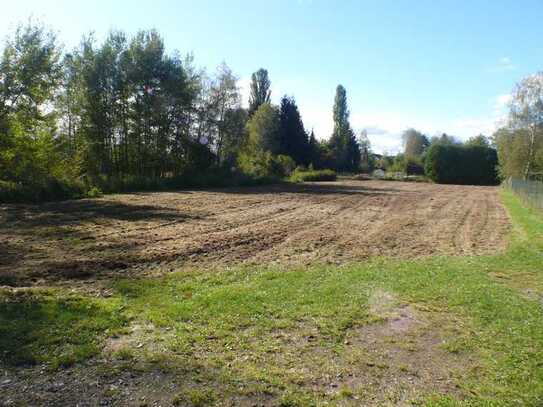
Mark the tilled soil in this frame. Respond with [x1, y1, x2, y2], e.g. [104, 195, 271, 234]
[0, 180, 510, 288]
[0, 180, 513, 406]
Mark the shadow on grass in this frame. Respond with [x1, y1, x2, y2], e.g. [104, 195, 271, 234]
[0, 291, 126, 367]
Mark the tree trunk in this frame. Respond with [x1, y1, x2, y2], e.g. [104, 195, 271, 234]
[523, 126, 536, 180]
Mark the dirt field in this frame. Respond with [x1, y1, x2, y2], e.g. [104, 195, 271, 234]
[0, 179, 510, 288]
[3, 180, 542, 407]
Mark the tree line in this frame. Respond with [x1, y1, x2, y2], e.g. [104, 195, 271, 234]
[0, 22, 361, 201]
[373, 129, 498, 185]
[494, 73, 543, 181]
[375, 67, 543, 185]
[3, 21, 539, 202]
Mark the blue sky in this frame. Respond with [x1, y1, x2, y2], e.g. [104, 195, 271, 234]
[2, 0, 542, 153]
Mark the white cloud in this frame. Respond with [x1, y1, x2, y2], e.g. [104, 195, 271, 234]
[446, 94, 510, 141]
[448, 118, 496, 138]
[493, 56, 515, 72]
[494, 93, 512, 111]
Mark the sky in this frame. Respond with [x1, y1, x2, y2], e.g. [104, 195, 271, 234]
[2, 0, 543, 154]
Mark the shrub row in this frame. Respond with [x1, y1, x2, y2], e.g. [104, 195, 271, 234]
[0, 168, 281, 204]
[424, 144, 499, 185]
[0, 179, 87, 203]
[289, 169, 337, 183]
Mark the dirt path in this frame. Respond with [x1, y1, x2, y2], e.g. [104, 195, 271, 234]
[0, 180, 510, 287]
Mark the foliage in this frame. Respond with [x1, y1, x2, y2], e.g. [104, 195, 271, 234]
[0, 23, 278, 202]
[289, 168, 337, 182]
[307, 130, 320, 167]
[402, 128, 429, 157]
[358, 130, 373, 172]
[495, 73, 543, 180]
[248, 68, 271, 117]
[86, 186, 103, 198]
[0, 178, 86, 203]
[329, 85, 360, 172]
[429, 133, 459, 146]
[0, 21, 67, 197]
[374, 154, 394, 170]
[278, 95, 309, 164]
[425, 143, 499, 185]
[466, 134, 491, 148]
[404, 157, 425, 175]
[219, 107, 248, 166]
[496, 127, 543, 179]
[208, 63, 243, 165]
[272, 155, 297, 177]
[389, 154, 425, 175]
[245, 103, 281, 155]
[507, 72, 543, 179]
[0, 23, 377, 202]
[93, 167, 280, 193]
[238, 150, 294, 179]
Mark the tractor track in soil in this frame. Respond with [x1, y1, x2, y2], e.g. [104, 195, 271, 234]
[0, 179, 510, 290]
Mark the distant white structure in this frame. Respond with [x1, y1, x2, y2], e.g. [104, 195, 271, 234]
[372, 169, 385, 178]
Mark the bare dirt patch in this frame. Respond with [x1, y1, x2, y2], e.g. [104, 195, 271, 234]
[0, 180, 510, 288]
[319, 290, 472, 405]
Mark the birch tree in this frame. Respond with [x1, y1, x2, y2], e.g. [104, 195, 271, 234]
[209, 63, 241, 163]
[509, 73, 543, 179]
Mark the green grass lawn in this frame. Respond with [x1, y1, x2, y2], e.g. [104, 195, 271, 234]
[2, 190, 543, 405]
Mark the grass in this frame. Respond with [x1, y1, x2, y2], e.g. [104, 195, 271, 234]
[2, 189, 543, 405]
[0, 289, 127, 368]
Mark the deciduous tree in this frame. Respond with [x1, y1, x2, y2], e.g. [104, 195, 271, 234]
[248, 68, 271, 117]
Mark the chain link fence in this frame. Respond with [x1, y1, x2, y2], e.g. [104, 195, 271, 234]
[504, 178, 543, 211]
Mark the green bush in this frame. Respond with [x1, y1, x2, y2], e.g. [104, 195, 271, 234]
[289, 169, 337, 182]
[0, 166, 286, 204]
[86, 186, 103, 198]
[94, 167, 282, 194]
[272, 155, 296, 177]
[405, 158, 425, 175]
[388, 155, 425, 175]
[425, 144, 499, 185]
[238, 151, 296, 179]
[0, 178, 86, 203]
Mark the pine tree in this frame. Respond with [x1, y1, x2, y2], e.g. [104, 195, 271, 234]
[279, 95, 308, 164]
[308, 129, 321, 168]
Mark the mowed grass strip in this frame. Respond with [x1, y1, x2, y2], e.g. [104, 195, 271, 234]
[1, 190, 543, 405]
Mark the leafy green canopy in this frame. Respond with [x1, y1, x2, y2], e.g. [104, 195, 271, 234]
[425, 143, 499, 185]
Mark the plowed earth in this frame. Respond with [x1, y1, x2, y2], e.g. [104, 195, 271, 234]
[0, 180, 510, 288]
